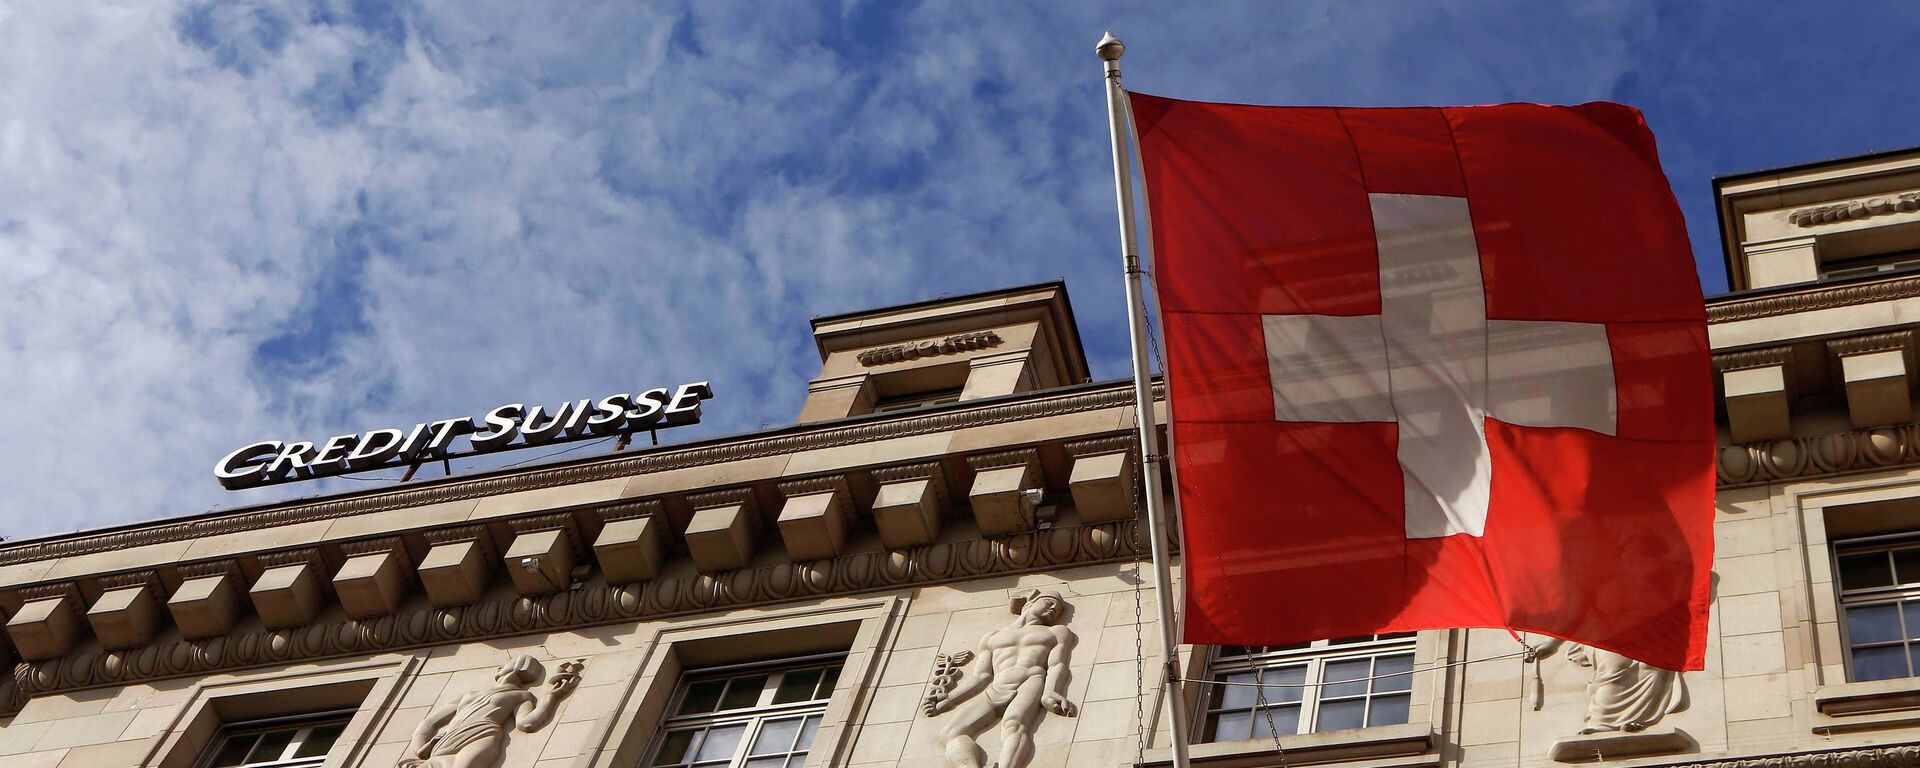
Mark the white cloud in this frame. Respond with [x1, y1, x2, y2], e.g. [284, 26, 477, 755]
[2, 0, 1841, 537]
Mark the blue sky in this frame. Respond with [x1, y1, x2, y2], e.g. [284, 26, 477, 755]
[1, 2, 1915, 537]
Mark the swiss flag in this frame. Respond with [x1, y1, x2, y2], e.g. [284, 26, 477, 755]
[1131, 93, 1714, 670]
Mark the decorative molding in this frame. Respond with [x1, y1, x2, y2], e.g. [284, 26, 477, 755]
[1717, 424, 1920, 487]
[178, 561, 239, 581]
[597, 500, 661, 523]
[1065, 435, 1134, 458]
[10, 519, 1142, 697]
[1708, 275, 1920, 324]
[1787, 191, 1920, 228]
[0, 384, 1152, 570]
[1713, 346, 1794, 372]
[507, 513, 574, 535]
[857, 331, 1002, 366]
[1829, 329, 1913, 357]
[686, 488, 756, 511]
[340, 537, 404, 558]
[18, 583, 78, 604]
[1669, 744, 1920, 767]
[966, 448, 1039, 472]
[257, 548, 321, 570]
[872, 461, 944, 484]
[777, 475, 850, 498]
[97, 571, 158, 592]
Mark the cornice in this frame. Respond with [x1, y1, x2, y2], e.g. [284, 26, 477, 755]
[0, 382, 1153, 568]
[1708, 275, 1920, 324]
[9, 518, 1143, 699]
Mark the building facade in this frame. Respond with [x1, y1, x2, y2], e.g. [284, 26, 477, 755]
[4, 151, 1920, 768]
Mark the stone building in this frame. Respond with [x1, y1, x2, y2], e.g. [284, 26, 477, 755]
[4, 149, 1920, 768]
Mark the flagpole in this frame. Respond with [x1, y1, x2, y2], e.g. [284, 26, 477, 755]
[1099, 31, 1194, 768]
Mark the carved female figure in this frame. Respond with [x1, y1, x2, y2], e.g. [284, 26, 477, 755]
[400, 655, 582, 768]
[1529, 638, 1685, 734]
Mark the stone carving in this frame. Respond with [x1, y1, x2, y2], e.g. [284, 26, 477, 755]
[927, 650, 976, 702]
[8, 519, 1140, 705]
[1717, 424, 1920, 486]
[924, 588, 1076, 768]
[401, 655, 583, 768]
[1787, 191, 1920, 228]
[1528, 638, 1686, 733]
[858, 331, 1002, 366]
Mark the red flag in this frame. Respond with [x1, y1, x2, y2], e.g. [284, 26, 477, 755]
[1131, 93, 1713, 670]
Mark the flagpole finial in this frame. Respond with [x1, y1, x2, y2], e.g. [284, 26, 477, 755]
[1096, 31, 1125, 62]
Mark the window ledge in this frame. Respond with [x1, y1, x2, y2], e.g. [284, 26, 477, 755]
[1813, 677, 1920, 733]
[1143, 723, 1434, 768]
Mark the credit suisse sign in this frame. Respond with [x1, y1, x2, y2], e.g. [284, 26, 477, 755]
[216, 382, 712, 490]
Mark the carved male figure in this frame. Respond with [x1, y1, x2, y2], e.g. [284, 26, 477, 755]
[924, 588, 1077, 768]
[1529, 637, 1685, 734]
[401, 655, 582, 768]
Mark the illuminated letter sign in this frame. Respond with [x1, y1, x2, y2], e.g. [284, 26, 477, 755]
[215, 382, 713, 490]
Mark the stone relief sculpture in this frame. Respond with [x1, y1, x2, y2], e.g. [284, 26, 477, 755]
[923, 588, 1077, 768]
[1528, 637, 1686, 734]
[400, 655, 583, 768]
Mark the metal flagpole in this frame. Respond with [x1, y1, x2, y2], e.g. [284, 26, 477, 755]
[1099, 31, 1194, 768]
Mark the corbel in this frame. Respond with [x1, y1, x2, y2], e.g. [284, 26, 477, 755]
[6, 582, 84, 661]
[333, 537, 414, 620]
[168, 561, 244, 640]
[249, 548, 334, 630]
[1828, 330, 1915, 429]
[504, 513, 581, 596]
[966, 448, 1045, 536]
[1065, 435, 1140, 524]
[419, 526, 498, 608]
[683, 489, 761, 573]
[87, 570, 162, 650]
[591, 501, 668, 585]
[776, 475, 857, 561]
[869, 462, 951, 549]
[1714, 346, 1795, 444]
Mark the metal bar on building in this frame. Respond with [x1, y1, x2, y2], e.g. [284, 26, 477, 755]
[1099, 31, 1195, 768]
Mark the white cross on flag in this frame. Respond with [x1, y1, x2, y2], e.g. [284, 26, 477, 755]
[1130, 95, 1714, 670]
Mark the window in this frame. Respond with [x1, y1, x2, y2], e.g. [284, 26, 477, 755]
[1836, 536, 1920, 681]
[1199, 634, 1416, 742]
[648, 658, 843, 768]
[197, 714, 351, 768]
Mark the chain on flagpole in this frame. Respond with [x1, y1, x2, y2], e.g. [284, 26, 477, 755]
[1100, 30, 1196, 768]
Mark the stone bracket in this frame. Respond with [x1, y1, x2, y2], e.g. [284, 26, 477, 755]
[870, 462, 951, 549]
[169, 561, 244, 641]
[504, 513, 580, 596]
[1715, 346, 1795, 444]
[7, 582, 83, 662]
[776, 476, 856, 561]
[251, 548, 333, 630]
[966, 449, 1044, 536]
[1829, 330, 1916, 429]
[684, 489, 762, 573]
[88, 571, 162, 651]
[334, 537, 414, 620]
[1065, 436, 1139, 524]
[420, 526, 498, 608]
[592, 501, 667, 585]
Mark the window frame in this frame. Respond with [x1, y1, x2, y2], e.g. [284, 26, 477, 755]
[646, 654, 847, 768]
[1196, 634, 1418, 743]
[194, 710, 357, 768]
[1833, 533, 1920, 682]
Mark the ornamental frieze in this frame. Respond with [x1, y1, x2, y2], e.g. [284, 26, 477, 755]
[1717, 424, 1920, 487]
[4, 519, 1142, 705]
